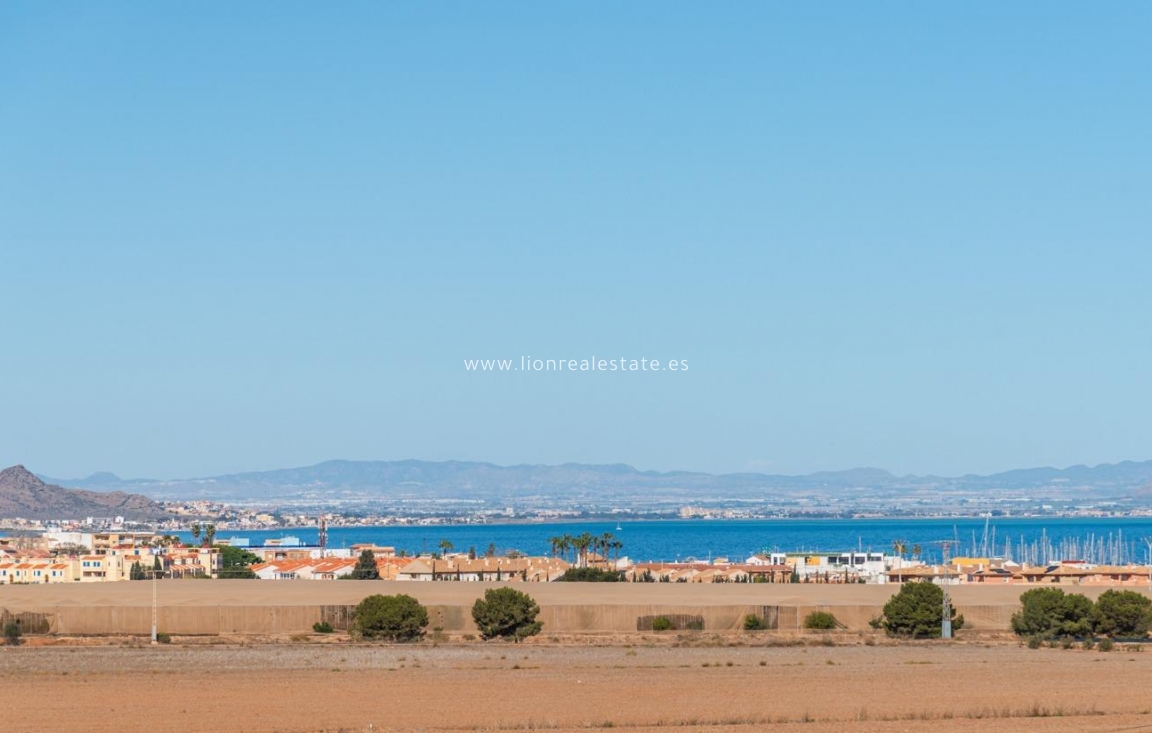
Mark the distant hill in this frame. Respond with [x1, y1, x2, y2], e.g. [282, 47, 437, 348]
[0, 465, 168, 520]
[37, 457, 1152, 504]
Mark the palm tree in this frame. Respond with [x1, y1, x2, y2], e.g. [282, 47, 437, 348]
[549, 535, 569, 559]
[438, 539, 455, 556]
[573, 533, 594, 568]
[601, 532, 617, 568]
[204, 524, 216, 547]
[892, 539, 908, 559]
[191, 523, 202, 544]
[911, 543, 922, 560]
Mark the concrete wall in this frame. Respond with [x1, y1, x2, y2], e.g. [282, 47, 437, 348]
[2, 581, 1146, 636]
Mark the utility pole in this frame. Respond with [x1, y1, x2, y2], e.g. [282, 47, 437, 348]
[151, 556, 158, 645]
[932, 539, 959, 640]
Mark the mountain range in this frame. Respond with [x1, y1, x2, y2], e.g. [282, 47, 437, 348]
[34, 457, 1152, 505]
[0, 465, 168, 520]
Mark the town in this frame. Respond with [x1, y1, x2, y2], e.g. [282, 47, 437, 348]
[4, 528, 1151, 590]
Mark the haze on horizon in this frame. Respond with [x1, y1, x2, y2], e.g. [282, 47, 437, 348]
[2, 3, 1150, 481]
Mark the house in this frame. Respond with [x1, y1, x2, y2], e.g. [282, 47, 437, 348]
[396, 556, 569, 582]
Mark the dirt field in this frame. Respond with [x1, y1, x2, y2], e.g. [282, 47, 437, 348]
[2, 641, 1150, 733]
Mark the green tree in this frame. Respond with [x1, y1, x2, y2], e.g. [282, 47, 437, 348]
[555, 567, 623, 582]
[204, 524, 216, 546]
[353, 594, 429, 641]
[881, 582, 964, 638]
[471, 587, 542, 641]
[350, 549, 381, 580]
[217, 545, 260, 579]
[3, 622, 21, 646]
[438, 539, 455, 556]
[129, 561, 145, 581]
[1091, 589, 1152, 637]
[1010, 588, 1093, 639]
[190, 523, 202, 544]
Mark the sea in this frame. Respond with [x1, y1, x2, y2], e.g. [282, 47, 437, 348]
[186, 517, 1152, 565]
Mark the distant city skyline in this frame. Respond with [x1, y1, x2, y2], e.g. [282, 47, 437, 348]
[3, 3, 1150, 480]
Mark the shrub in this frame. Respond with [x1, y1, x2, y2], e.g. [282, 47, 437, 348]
[743, 614, 765, 631]
[1091, 590, 1152, 638]
[471, 587, 542, 641]
[155, 632, 171, 644]
[1010, 588, 1093, 639]
[1026, 635, 1043, 649]
[1082, 638, 1095, 650]
[313, 621, 334, 634]
[3, 622, 22, 646]
[804, 611, 839, 630]
[353, 594, 429, 642]
[685, 618, 704, 631]
[1098, 637, 1115, 652]
[651, 616, 673, 631]
[881, 583, 964, 639]
[556, 567, 624, 582]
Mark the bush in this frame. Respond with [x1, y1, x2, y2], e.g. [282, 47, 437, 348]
[555, 567, 624, 582]
[1098, 637, 1115, 652]
[743, 614, 765, 631]
[313, 621, 334, 634]
[353, 594, 429, 642]
[804, 611, 839, 630]
[1091, 590, 1152, 638]
[881, 583, 964, 639]
[1026, 635, 1043, 649]
[3, 622, 22, 646]
[1010, 588, 1094, 639]
[471, 587, 542, 641]
[155, 632, 171, 644]
[651, 616, 673, 631]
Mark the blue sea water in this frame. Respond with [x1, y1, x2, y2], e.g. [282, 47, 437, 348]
[189, 517, 1152, 564]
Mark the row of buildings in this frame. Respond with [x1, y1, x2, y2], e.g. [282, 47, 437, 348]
[0, 532, 220, 583]
[3, 532, 1150, 588]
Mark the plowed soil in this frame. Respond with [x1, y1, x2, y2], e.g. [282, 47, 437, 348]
[1, 642, 1149, 732]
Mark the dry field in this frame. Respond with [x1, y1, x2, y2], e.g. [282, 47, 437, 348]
[2, 641, 1151, 733]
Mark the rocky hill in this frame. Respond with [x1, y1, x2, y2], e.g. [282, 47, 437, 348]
[0, 465, 168, 521]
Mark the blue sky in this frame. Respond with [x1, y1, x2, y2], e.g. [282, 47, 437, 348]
[2, 3, 1150, 479]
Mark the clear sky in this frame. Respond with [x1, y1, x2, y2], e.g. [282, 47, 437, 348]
[2, 3, 1150, 480]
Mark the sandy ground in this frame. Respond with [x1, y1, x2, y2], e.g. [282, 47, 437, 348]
[2, 641, 1150, 733]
